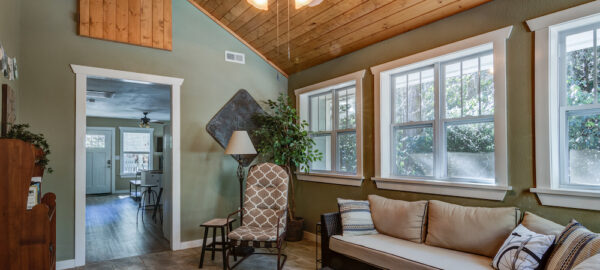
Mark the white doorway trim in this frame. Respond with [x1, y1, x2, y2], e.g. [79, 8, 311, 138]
[85, 127, 116, 194]
[71, 65, 184, 267]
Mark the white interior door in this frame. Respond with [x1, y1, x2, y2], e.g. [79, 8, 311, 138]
[86, 128, 113, 194]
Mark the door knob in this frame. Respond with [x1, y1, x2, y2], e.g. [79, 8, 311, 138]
[107, 160, 112, 168]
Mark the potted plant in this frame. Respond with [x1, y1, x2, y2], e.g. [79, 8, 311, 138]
[253, 94, 322, 241]
[1, 124, 53, 174]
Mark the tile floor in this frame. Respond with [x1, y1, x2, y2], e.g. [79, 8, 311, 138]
[72, 238, 317, 270]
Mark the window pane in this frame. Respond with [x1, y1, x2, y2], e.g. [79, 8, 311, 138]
[462, 58, 479, 117]
[421, 69, 435, 121]
[407, 72, 421, 122]
[565, 30, 595, 106]
[337, 87, 356, 129]
[123, 132, 151, 152]
[86, 134, 105, 148]
[480, 54, 495, 115]
[123, 153, 150, 174]
[567, 112, 600, 185]
[317, 94, 333, 131]
[310, 95, 319, 132]
[447, 122, 495, 181]
[394, 75, 407, 123]
[444, 62, 462, 118]
[337, 132, 357, 173]
[311, 134, 331, 171]
[393, 127, 433, 177]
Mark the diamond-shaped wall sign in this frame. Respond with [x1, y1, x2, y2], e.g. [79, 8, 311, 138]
[206, 89, 264, 166]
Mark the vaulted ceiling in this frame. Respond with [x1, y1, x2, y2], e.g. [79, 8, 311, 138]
[189, 0, 492, 76]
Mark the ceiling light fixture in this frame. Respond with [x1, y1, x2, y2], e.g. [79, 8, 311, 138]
[247, 0, 268, 10]
[294, 0, 322, 9]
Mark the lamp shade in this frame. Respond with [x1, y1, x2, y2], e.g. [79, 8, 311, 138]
[225, 131, 257, 155]
[247, 0, 268, 10]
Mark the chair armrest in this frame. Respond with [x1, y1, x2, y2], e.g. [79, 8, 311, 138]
[320, 212, 342, 267]
[227, 209, 243, 232]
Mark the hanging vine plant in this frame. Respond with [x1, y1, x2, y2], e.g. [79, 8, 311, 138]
[2, 124, 53, 173]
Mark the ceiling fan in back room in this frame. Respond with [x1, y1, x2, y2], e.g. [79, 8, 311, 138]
[139, 112, 164, 128]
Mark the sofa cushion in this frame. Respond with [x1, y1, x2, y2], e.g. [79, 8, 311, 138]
[546, 220, 600, 270]
[491, 224, 555, 270]
[368, 195, 428, 243]
[520, 211, 564, 237]
[329, 234, 493, 270]
[425, 200, 519, 258]
[337, 198, 378, 236]
[573, 254, 600, 270]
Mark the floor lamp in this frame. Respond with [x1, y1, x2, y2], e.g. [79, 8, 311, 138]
[224, 131, 257, 223]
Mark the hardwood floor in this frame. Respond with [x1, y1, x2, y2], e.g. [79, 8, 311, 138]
[75, 238, 316, 269]
[86, 194, 170, 263]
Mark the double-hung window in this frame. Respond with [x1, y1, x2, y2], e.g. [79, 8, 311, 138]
[120, 127, 154, 177]
[372, 27, 512, 200]
[295, 70, 365, 186]
[528, 2, 600, 211]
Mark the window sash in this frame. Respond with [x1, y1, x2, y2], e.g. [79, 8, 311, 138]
[559, 105, 600, 188]
[308, 85, 357, 174]
[558, 23, 600, 107]
[389, 51, 496, 183]
[119, 128, 153, 176]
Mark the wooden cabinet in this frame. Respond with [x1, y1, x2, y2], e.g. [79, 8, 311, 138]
[0, 139, 57, 270]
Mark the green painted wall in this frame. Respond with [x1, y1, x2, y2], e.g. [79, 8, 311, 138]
[86, 117, 168, 191]
[288, 0, 600, 235]
[0, 0, 20, 119]
[18, 0, 286, 261]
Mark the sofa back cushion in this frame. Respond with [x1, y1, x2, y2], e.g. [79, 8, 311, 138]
[520, 211, 564, 237]
[368, 195, 428, 243]
[425, 200, 519, 257]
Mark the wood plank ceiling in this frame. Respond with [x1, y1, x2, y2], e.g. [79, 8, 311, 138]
[190, 0, 493, 76]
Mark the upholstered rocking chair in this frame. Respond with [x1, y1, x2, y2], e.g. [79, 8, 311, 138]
[225, 163, 289, 270]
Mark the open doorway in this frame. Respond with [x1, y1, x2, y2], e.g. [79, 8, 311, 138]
[84, 76, 171, 263]
[72, 65, 183, 267]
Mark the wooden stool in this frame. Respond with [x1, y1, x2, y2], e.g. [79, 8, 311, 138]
[199, 218, 236, 269]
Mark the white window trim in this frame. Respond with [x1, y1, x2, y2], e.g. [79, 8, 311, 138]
[527, 1, 600, 211]
[294, 70, 366, 186]
[371, 26, 513, 201]
[119, 127, 154, 178]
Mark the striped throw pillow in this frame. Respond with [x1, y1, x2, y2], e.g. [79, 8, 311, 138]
[337, 198, 378, 236]
[546, 220, 600, 270]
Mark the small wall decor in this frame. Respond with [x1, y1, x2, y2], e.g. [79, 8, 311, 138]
[7, 57, 14, 80]
[2, 84, 16, 136]
[206, 89, 265, 166]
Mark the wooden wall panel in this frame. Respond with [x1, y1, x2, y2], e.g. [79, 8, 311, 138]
[152, 0, 164, 48]
[78, 0, 172, 51]
[128, 0, 141, 45]
[116, 0, 129, 42]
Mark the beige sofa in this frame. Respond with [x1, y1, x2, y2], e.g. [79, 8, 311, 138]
[321, 196, 564, 270]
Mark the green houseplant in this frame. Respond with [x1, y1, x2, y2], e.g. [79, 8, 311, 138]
[2, 124, 53, 173]
[253, 94, 322, 241]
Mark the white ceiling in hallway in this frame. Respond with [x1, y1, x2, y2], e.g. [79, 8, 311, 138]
[86, 77, 171, 121]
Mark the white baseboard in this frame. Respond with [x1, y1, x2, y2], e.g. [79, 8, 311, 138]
[56, 259, 76, 270]
[179, 236, 222, 249]
[113, 189, 130, 194]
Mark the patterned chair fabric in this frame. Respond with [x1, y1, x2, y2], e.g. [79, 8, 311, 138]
[228, 163, 289, 244]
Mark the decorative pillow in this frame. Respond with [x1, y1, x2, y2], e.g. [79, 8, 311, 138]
[520, 211, 564, 237]
[425, 200, 519, 258]
[573, 254, 600, 270]
[492, 224, 555, 270]
[337, 198, 378, 236]
[368, 195, 428, 243]
[546, 220, 600, 270]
